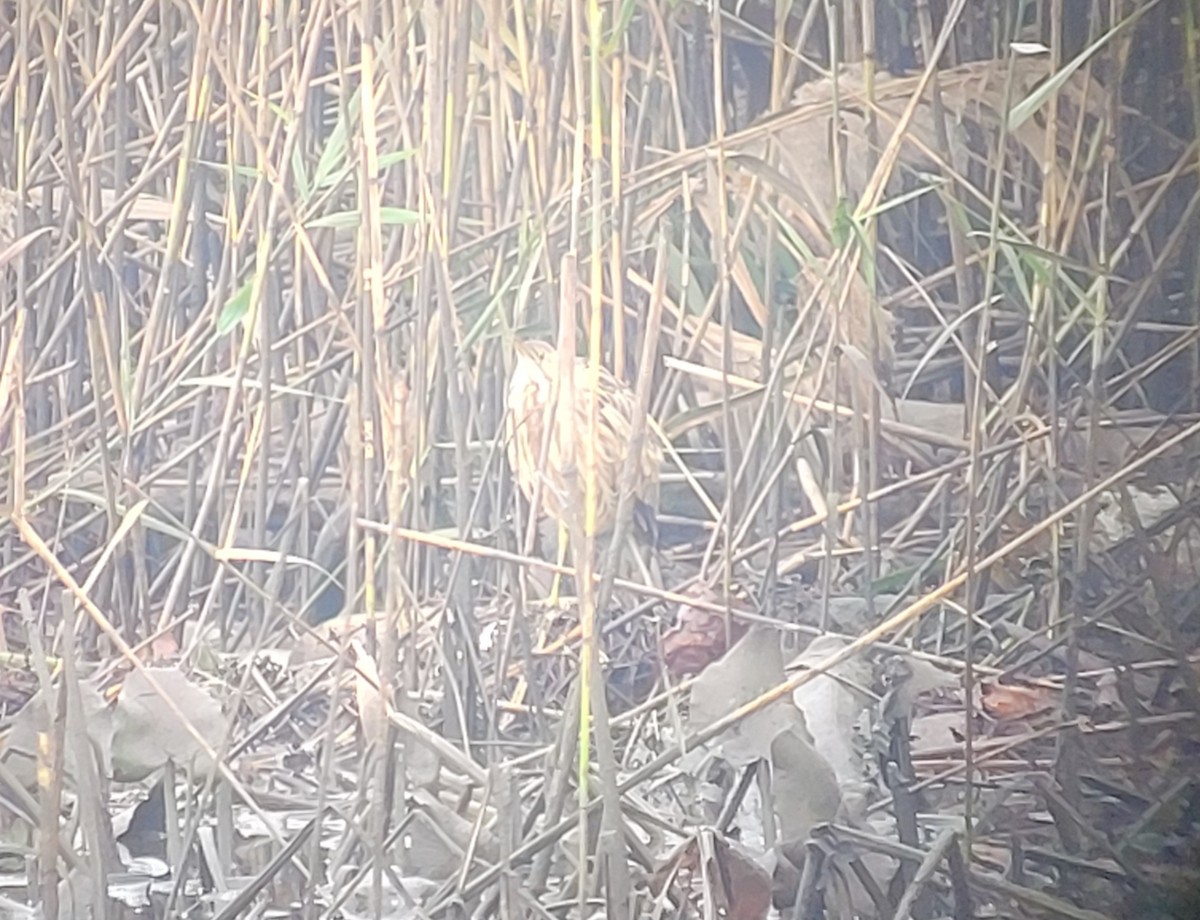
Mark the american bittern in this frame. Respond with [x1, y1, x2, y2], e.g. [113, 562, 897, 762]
[505, 339, 661, 600]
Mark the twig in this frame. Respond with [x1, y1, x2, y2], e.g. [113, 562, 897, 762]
[891, 828, 958, 920]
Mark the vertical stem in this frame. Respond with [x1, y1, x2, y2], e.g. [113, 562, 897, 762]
[1184, 0, 1200, 410]
[357, 0, 392, 909]
[610, 55, 625, 382]
[713, 0, 735, 653]
[915, 0, 976, 412]
[966, 18, 1024, 863]
[861, 0, 880, 605]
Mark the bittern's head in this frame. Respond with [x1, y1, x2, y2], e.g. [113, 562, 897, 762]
[506, 339, 556, 403]
[512, 338, 556, 369]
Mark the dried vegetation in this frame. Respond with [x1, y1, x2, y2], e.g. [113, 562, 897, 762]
[0, 0, 1198, 918]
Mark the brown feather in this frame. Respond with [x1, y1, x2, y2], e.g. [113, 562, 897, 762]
[505, 340, 662, 538]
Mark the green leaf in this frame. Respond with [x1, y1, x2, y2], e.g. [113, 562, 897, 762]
[830, 197, 853, 249]
[291, 145, 311, 202]
[306, 207, 421, 229]
[661, 389, 764, 441]
[970, 233, 1100, 278]
[1008, 1, 1155, 130]
[217, 281, 253, 335]
[379, 207, 421, 225]
[195, 159, 264, 189]
[869, 561, 929, 596]
[862, 176, 946, 219]
[230, 162, 261, 182]
[604, 0, 638, 53]
[766, 203, 817, 264]
[312, 88, 362, 190]
[463, 258, 525, 351]
[378, 149, 416, 169]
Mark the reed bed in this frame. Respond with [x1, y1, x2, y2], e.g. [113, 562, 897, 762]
[0, 0, 1197, 917]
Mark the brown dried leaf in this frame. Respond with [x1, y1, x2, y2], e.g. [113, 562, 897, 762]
[661, 587, 748, 679]
[710, 835, 773, 920]
[979, 680, 1058, 722]
[654, 832, 773, 920]
[136, 631, 180, 665]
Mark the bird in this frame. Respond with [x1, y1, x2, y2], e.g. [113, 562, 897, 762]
[504, 338, 662, 601]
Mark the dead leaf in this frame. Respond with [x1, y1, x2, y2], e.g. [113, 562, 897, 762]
[687, 628, 843, 848]
[979, 680, 1057, 722]
[0, 680, 113, 791]
[709, 834, 773, 920]
[136, 631, 180, 665]
[798, 593, 903, 634]
[1090, 485, 1181, 554]
[653, 830, 773, 920]
[689, 627, 807, 767]
[0, 227, 51, 272]
[788, 636, 874, 789]
[394, 810, 466, 880]
[110, 667, 228, 782]
[880, 652, 959, 723]
[345, 641, 439, 786]
[397, 692, 440, 788]
[395, 789, 499, 880]
[662, 587, 748, 679]
[908, 710, 969, 755]
[892, 398, 967, 441]
[351, 638, 388, 744]
[341, 872, 440, 919]
[770, 726, 841, 844]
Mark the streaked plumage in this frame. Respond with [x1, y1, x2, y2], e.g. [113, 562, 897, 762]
[505, 339, 661, 541]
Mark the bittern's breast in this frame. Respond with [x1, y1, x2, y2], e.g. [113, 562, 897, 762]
[504, 351, 661, 534]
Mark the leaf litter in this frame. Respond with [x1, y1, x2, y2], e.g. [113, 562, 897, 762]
[1, 11, 1199, 920]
